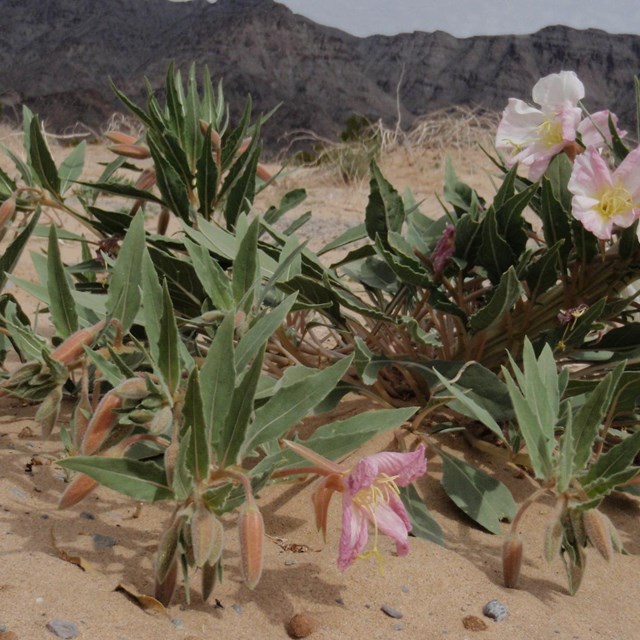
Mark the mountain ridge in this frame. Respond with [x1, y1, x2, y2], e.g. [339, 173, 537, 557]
[0, 0, 638, 148]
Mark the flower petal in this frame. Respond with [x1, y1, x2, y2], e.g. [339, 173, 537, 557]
[338, 494, 369, 570]
[578, 110, 627, 149]
[496, 99, 544, 150]
[613, 147, 640, 201]
[347, 444, 427, 494]
[373, 498, 411, 557]
[312, 474, 343, 541]
[532, 71, 584, 110]
[568, 149, 613, 199]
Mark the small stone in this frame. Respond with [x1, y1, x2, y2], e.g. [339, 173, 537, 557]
[482, 599, 508, 622]
[284, 559, 297, 566]
[79, 512, 95, 520]
[286, 613, 316, 639]
[393, 623, 405, 631]
[46, 619, 80, 639]
[231, 604, 243, 615]
[0, 631, 18, 640]
[400, 585, 409, 593]
[335, 597, 344, 606]
[92, 533, 117, 549]
[40, 514, 49, 520]
[9, 488, 27, 500]
[0, 624, 7, 632]
[35, 597, 44, 604]
[462, 615, 487, 632]
[381, 604, 403, 619]
[170, 618, 184, 629]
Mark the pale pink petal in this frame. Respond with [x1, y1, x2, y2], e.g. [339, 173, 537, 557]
[347, 444, 427, 493]
[532, 71, 584, 109]
[496, 99, 545, 150]
[558, 106, 582, 142]
[338, 495, 369, 570]
[578, 110, 627, 148]
[572, 205, 614, 240]
[568, 149, 613, 198]
[373, 498, 411, 557]
[613, 148, 640, 201]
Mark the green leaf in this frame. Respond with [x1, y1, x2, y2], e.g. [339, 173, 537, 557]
[29, 117, 60, 194]
[148, 136, 191, 222]
[79, 180, 165, 205]
[571, 363, 624, 473]
[184, 238, 233, 311]
[317, 223, 367, 256]
[477, 207, 515, 284]
[57, 456, 173, 503]
[443, 156, 478, 213]
[232, 216, 260, 309]
[525, 241, 562, 298]
[240, 356, 353, 456]
[201, 312, 236, 453]
[182, 368, 209, 481]
[440, 450, 516, 535]
[236, 293, 297, 371]
[158, 280, 181, 395]
[365, 160, 404, 246]
[468, 266, 522, 333]
[583, 430, 640, 489]
[399, 484, 445, 547]
[196, 123, 218, 219]
[263, 189, 307, 226]
[106, 210, 144, 333]
[58, 141, 86, 195]
[224, 142, 259, 230]
[0, 208, 40, 291]
[539, 176, 572, 265]
[140, 248, 164, 362]
[47, 225, 78, 338]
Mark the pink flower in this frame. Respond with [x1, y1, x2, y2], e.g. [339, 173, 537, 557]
[283, 440, 427, 571]
[496, 71, 584, 181]
[577, 110, 627, 149]
[568, 147, 640, 239]
[431, 223, 456, 276]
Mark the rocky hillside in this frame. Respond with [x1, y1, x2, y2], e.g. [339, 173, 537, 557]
[1, 0, 638, 148]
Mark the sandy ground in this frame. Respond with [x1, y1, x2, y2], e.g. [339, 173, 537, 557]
[1, 131, 639, 639]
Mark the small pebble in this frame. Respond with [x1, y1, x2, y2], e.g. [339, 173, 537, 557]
[46, 619, 80, 639]
[284, 559, 297, 566]
[0, 625, 6, 632]
[381, 604, 403, 619]
[171, 618, 184, 630]
[400, 585, 409, 593]
[0, 631, 18, 640]
[9, 487, 27, 500]
[462, 615, 487, 632]
[482, 599, 508, 622]
[286, 613, 316, 639]
[231, 604, 243, 615]
[393, 623, 405, 631]
[92, 533, 117, 549]
[80, 512, 95, 520]
[40, 514, 49, 520]
[335, 597, 344, 606]
[35, 597, 44, 604]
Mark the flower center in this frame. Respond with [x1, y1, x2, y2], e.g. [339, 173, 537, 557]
[596, 184, 634, 220]
[538, 118, 564, 147]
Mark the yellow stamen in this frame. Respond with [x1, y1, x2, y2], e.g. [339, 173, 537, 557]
[538, 118, 564, 147]
[596, 183, 634, 220]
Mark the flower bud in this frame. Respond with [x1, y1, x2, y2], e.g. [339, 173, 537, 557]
[238, 502, 264, 590]
[58, 473, 99, 509]
[502, 533, 523, 589]
[543, 513, 564, 564]
[50, 319, 107, 365]
[156, 207, 170, 236]
[135, 167, 157, 191]
[0, 193, 17, 230]
[108, 143, 151, 160]
[155, 516, 184, 584]
[149, 405, 173, 435]
[104, 131, 137, 145]
[583, 509, 613, 562]
[36, 385, 63, 438]
[154, 556, 178, 607]
[80, 391, 122, 455]
[112, 377, 151, 401]
[191, 503, 224, 569]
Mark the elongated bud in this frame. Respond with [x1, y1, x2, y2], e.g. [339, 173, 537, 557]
[600, 512, 624, 553]
[58, 473, 98, 509]
[0, 193, 17, 230]
[238, 136, 252, 155]
[148, 405, 173, 435]
[50, 319, 107, 365]
[583, 509, 613, 561]
[73, 371, 92, 449]
[198, 120, 221, 148]
[104, 131, 138, 145]
[112, 377, 150, 401]
[256, 163, 273, 182]
[80, 392, 123, 455]
[157, 207, 170, 236]
[154, 556, 178, 607]
[135, 167, 157, 191]
[191, 503, 224, 568]
[108, 143, 151, 160]
[238, 502, 264, 590]
[543, 513, 564, 564]
[502, 533, 523, 589]
[155, 516, 184, 584]
[201, 558, 222, 602]
[1, 361, 42, 389]
[36, 385, 63, 438]
[164, 440, 179, 486]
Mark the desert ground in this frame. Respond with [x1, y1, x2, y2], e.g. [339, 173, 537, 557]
[0, 122, 639, 640]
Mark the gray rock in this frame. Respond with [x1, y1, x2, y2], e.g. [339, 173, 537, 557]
[46, 619, 80, 639]
[483, 599, 508, 622]
[381, 604, 403, 619]
[92, 533, 117, 549]
[79, 511, 95, 520]
[231, 604, 243, 614]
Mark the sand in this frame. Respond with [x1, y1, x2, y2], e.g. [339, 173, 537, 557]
[0, 135, 639, 640]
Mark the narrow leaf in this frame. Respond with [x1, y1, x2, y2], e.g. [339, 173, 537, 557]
[47, 225, 78, 338]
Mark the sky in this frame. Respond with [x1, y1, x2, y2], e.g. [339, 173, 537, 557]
[177, 0, 640, 38]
